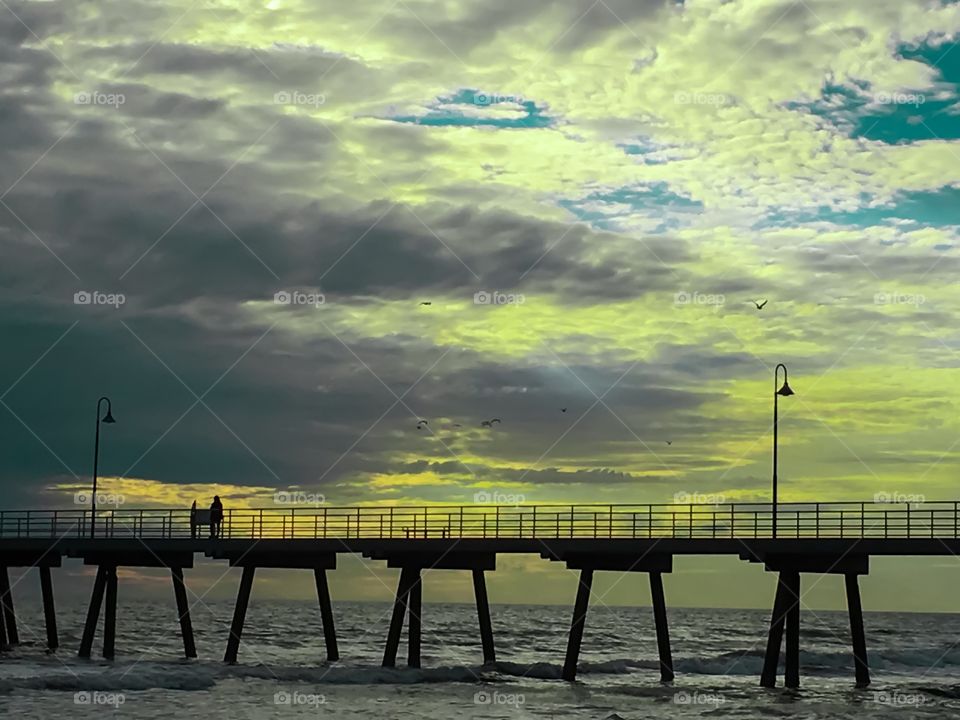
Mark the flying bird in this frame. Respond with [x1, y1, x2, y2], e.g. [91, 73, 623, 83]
[416, 419, 428, 430]
[665, 440, 673, 446]
[481, 418, 502, 428]
[561, 408, 567, 413]
[419, 301, 432, 306]
[751, 299, 768, 310]
[452, 423, 462, 428]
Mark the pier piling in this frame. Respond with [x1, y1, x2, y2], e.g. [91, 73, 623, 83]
[39, 566, 58, 650]
[784, 570, 801, 688]
[407, 570, 423, 668]
[0, 592, 6, 649]
[79, 565, 108, 658]
[845, 573, 870, 688]
[224, 566, 255, 663]
[102, 565, 118, 660]
[562, 568, 594, 681]
[472, 569, 496, 664]
[0, 567, 19, 645]
[760, 572, 790, 688]
[649, 571, 674, 682]
[314, 568, 339, 662]
[382, 566, 417, 667]
[171, 567, 197, 659]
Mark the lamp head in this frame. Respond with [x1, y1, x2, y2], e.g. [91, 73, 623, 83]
[99, 397, 116, 424]
[776, 380, 794, 397]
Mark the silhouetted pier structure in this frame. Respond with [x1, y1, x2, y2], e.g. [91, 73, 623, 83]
[0, 500, 956, 688]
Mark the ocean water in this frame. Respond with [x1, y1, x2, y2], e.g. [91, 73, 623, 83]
[1, 599, 959, 718]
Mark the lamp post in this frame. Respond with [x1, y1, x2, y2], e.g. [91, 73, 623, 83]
[90, 396, 116, 538]
[772, 364, 794, 538]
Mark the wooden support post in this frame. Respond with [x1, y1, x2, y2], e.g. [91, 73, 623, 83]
[79, 565, 108, 658]
[784, 570, 801, 689]
[760, 571, 790, 687]
[382, 567, 417, 667]
[314, 568, 339, 661]
[0, 567, 19, 645]
[472, 569, 496, 664]
[649, 571, 674, 682]
[407, 570, 422, 668]
[102, 565, 118, 660]
[0, 589, 7, 650]
[171, 567, 197, 659]
[845, 573, 870, 688]
[39, 566, 58, 650]
[562, 568, 593, 681]
[224, 566, 255, 663]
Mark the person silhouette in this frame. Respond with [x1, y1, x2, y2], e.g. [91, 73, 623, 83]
[209, 495, 224, 539]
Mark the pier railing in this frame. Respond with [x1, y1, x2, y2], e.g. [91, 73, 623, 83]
[0, 501, 954, 540]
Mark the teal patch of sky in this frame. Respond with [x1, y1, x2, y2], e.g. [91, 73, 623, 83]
[560, 184, 703, 232]
[784, 41, 960, 143]
[759, 187, 960, 239]
[618, 137, 675, 164]
[385, 89, 552, 129]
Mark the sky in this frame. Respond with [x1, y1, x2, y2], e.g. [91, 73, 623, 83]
[1, 0, 960, 611]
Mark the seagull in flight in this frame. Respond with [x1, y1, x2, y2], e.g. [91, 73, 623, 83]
[416, 419, 428, 430]
[419, 301, 432, 306]
[561, 407, 567, 413]
[665, 440, 673, 446]
[481, 418, 502, 428]
[751, 299, 768, 310]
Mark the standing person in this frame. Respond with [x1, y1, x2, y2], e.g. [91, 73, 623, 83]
[210, 495, 224, 539]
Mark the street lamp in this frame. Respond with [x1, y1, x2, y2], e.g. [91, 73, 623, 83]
[90, 396, 116, 538]
[772, 364, 794, 538]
